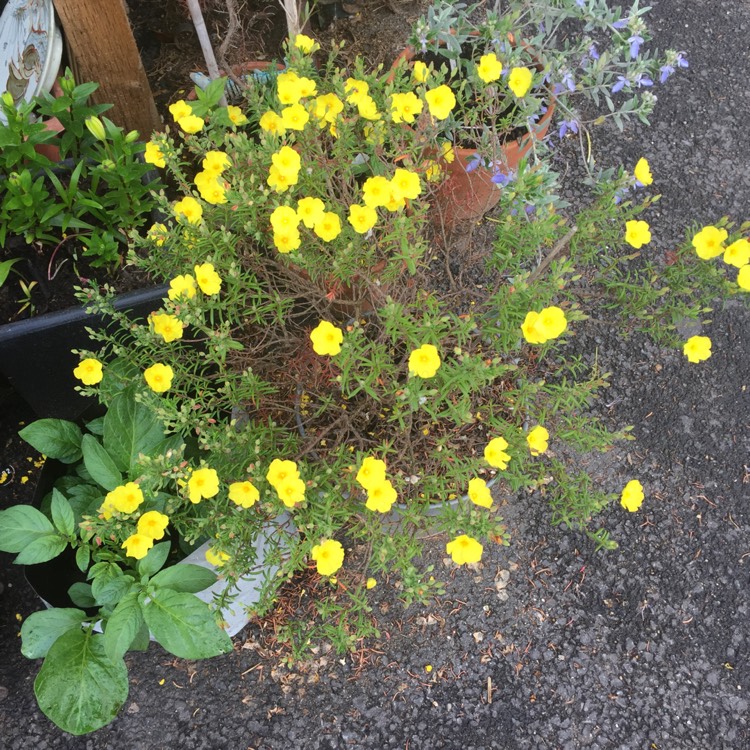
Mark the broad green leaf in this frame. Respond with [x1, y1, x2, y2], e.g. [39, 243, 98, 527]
[51, 489, 76, 537]
[19, 420, 83, 463]
[150, 563, 217, 593]
[129, 620, 151, 651]
[137, 541, 171, 578]
[103, 590, 144, 661]
[103, 391, 167, 473]
[68, 582, 97, 609]
[15, 534, 68, 565]
[67, 484, 105, 523]
[75, 545, 91, 573]
[85, 416, 105, 436]
[34, 628, 128, 735]
[81, 434, 122, 491]
[90, 563, 125, 604]
[93, 575, 134, 609]
[141, 589, 233, 659]
[0, 506, 55, 552]
[21, 608, 86, 659]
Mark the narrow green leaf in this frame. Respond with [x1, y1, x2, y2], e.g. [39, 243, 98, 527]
[81, 434, 122, 491]
[51, 489, 76, 537]
[75, 545, 91, 573]
[141, 589, 233, 660]
[137, 541, 171, 578]
[103, 590, 144, 661]
[21, 608, 86, 659]
[0, 258, 21, 287]
[150, 563, 217, 593]
[0, 506, 55, 552]
[34, 629, 128, 735]
[15, 534, 68, 565]
[19, 420, 83, 463]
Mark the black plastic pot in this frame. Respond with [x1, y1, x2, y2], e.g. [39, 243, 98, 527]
[0, 284, 168, 420]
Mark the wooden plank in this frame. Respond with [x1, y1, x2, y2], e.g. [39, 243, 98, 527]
[53, 0, 161, 137]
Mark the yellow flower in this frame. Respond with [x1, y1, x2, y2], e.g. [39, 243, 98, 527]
[440, 141, 455, 163]
[194, 263, 222, 295]
[296, 197, 326, 228]
[276, 476, 306, 507]
[522, 306, 568, 344]
[390, 168, 421, 201]
[366, 577, 377, 589]
[313, 211, 342, 242]
[467, 477, 493, 509]
[137, 510, 170, 540]
[723, 238, 750, 268]
[683, 335, 712, 363]
[168, 274, 197, 300]
[197, 178, 228, 206]
[205, 546, 230, 567]
[187, 467, 220, 504]
[344, 78, 369, 104]
[272, 145, 302, 177]
[122, 533, 154, 560]
[347, 203, 378, 234]
[270, 205, 300, 233]
[274, 227, 302, 253]
[526, 425, 549, 456]
[634, 157, 653, 186]
[294, 33, 317, 54]
[202, 150, 231, 176]
[147, 222, 169, 246]
[173, 196, 203, 224]
[408, 344, 441, 378]
[390, 91, 423, 123]
[311, 539, 345, 576]
[624, 219, 651, 249]
[425, 84, 456, 120]
[365, 479, 398, 513]
[177, 114, 204, 134]
[281, 103, 310, 131]
[259, 110, 286, 136]
[106, 482, 144, 514]
[476, 53, 503, 83]
[228, 481, 260, 508]
[276, 70, 304, 105]
[310, 320, 344, 356]
[143, 363, 174, 393]
[484, 437, 511, 470]
[356, 456, 387, 490]
[73, 358, 103, 385]
[314, 92, 344, 124]
[620, 479, 644, 512]
[412, 60, 430, 83]
[692, 225, 728, 260]
[144, 141, 166, 168]
[267, 165, 297, 193]
[446, 534, 483, 565]
[150, 312, 184, 343]
[361, 175, 393, 208]
[226, 105, 248, 126]
[521, 311, 546, 344]
[356, 95, 381, 121]
[508, 67, 533, 97]
[168, 100, 193, 121]
[738, 265, 750, 291]
[266, 458, 300, 488]
[296, 76, 317, 99]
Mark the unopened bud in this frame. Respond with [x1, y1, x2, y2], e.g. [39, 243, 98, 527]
[85, 116, 106, 141]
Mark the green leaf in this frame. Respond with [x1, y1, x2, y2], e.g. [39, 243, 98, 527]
[103, 590, 144, 661]
[75, 545, 91, 573]
[51, 489, 76, 537]
[34, 628, 128, 735]
[19, 420, 83, 463]
[0, 258, 21, 287]
[141, 589, 233, 659]
[150, 563, 217, 593]
[81, 434, 122, 491]
[21, 608, 86, 659]
[15, 534, 68, 565]
[0, 505, 55, 552]
[137, 541, 171, 578]
[93, 574, 134, 609]
[68, 582, 97, 609]
[103, 391, 167, 473]
[67, 484, 105, 522]
[129, 620, 151, 651]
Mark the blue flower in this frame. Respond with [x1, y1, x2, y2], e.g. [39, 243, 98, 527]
[613, 18, 629, 29]
[659, 64, 675, 84]
[611, 76, 629, 93]
[558, 119, 579, 139]
[589, 43, 600, 60]
[628, 35, 644, 59]
[491, 169, 514, 187]
[561, 71, 576, 92]
[635, 73, 653, 87]
[465, 153, 485, 173]
[676, 51, 689, 68]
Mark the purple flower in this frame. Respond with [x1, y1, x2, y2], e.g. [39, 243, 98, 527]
[561, 71, 576, 92]
[628, 35, 644, 59]
[575, 0, 585, 6]
[659, 64, 675, 84]
[613, 18, 629, 30]
[635, 73, 653, 87]
[611, 76, 630, 93]
[676, 51, 689, 68]
[465, 153, 485, 173]
[491, 170, 514, 187]
[589, 43, 600, 60]
[558, 119, 579, 139]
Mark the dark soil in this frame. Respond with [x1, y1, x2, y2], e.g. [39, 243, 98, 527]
[2, 0, 750, 747]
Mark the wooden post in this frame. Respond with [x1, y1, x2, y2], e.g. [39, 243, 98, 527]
[53, 0, 161, 137]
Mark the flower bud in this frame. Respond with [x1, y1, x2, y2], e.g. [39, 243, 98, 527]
[85, 116, 107, 141]
[125, 129, 140, 143]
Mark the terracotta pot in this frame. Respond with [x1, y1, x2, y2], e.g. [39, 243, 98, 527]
[390, 41, 555, 226]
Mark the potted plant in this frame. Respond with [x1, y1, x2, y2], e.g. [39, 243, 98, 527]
[0, 69, 166, 418]
[395, 0, 687, 224]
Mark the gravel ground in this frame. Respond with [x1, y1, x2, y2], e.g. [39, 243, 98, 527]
[2, 0, 750, 747]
